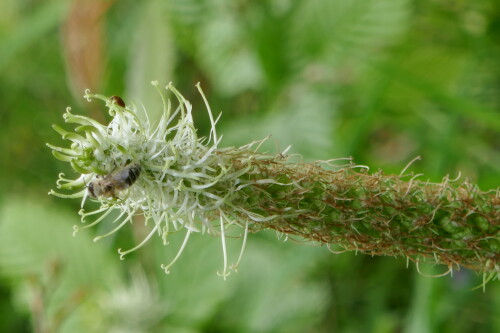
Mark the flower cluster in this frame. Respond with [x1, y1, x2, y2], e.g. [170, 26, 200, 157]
[49, 82, 499, 284]
[48, 82, 277, 278]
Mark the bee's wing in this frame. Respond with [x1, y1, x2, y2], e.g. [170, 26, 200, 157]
[114, 164, 141, 186]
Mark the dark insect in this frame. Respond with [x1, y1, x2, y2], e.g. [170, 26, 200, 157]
[110, 95, 126, 107]
[88, 163, 142, 198]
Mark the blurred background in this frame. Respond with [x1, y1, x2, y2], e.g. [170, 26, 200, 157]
[0, 0, 499, 332]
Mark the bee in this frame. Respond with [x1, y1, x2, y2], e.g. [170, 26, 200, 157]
[110, 95, 126, 107]
[88, 163, 142, 198]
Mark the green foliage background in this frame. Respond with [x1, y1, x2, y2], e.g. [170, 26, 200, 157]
[0, 0, 499, 332]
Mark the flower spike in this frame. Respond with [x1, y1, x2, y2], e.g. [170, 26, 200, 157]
[48, 83, 499, 284]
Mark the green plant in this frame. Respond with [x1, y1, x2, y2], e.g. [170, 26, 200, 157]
[48, 82, 499, 284]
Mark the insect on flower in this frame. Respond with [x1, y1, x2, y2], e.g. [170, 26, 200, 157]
[88, 163, 142, 198]
[110, 95, 126, 107]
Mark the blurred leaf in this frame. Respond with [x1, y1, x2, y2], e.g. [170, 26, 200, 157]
[167, 0, 209, 42]
[180, 0, 266, 96]
[404, 274, 433, 333]
[0, 198, 120, 288]
[373, 47, 467, 113]
[197, 13, 264, 95]
[215, 234, 328, 333]
[97, 267, 167, 333]
[222, 85, 336, 159]
[289, 0, 411, 69]
[375, 60, 500, 131]
[151, 231, 238, 328]
[0, 198, 124, 332]
[126, 0, 176, 123]
[150, 227, 328, 332]
[0, 0, 67, 72]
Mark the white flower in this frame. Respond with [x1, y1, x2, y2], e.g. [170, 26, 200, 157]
[48, 82, 278, 278]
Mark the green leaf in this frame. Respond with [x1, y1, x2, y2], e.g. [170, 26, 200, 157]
[0, 198, 119, 287]
[289, 0, 411, 67]
[222, 85, 335, 160]
[197, 12, 264, 95]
